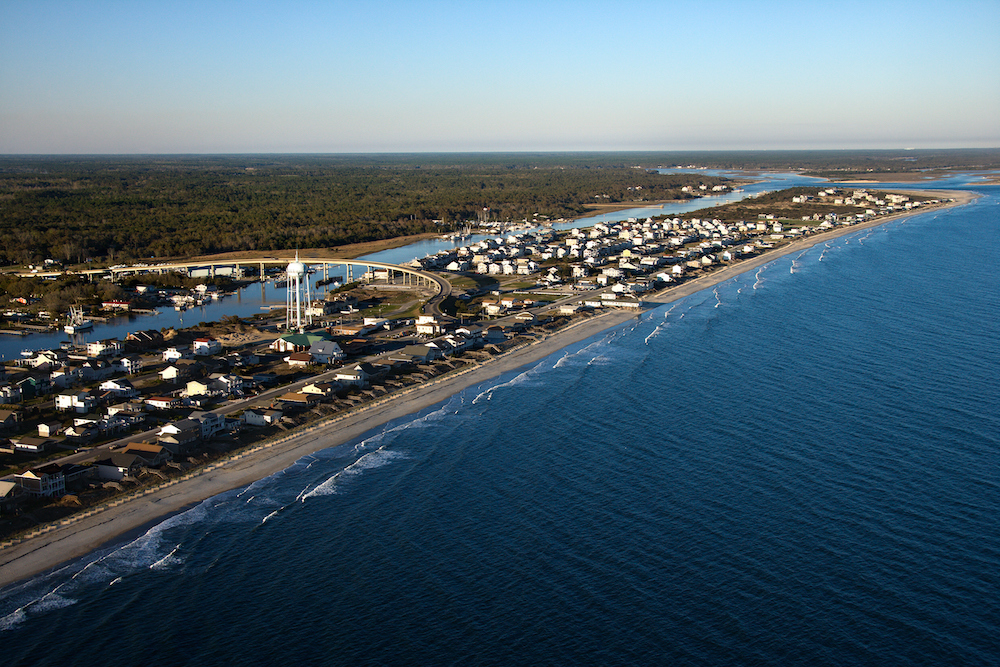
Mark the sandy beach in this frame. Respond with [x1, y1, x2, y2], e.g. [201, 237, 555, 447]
[0, 189, 976, 589]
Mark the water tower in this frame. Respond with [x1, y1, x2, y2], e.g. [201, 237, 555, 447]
[285, 252, 312, 331]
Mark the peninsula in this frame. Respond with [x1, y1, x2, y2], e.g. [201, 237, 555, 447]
[0, 186, 976, 588]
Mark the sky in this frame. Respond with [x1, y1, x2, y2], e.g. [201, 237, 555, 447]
[2, 0, 998, 154]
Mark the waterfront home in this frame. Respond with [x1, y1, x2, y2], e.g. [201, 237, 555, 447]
[439, 334, 476, 353]
[125, 329, 164, 350]
[559, 303, 582, 315]
[277, 392, 320, 408]
[0, 480, 24, 515]
[121, 442, 171, 466]
[484, 326, 507, 344]
[242, 407, 283, 427]
[332, 366, 368, 388]
[189, 411, 226, 439]
[92, 453, 146, 481]
[87, 339, 123, 358]
[393, 344, 441, 364]
[158, 419, 202, 450]
[301, 382, 337, 399]
[19, 349, 67, 370]
[371, 357, 408, 375]
[512, 312, 538, 328]
[15, 464, 65, 497]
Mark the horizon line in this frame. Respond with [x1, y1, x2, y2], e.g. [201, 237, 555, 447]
[2, 147, 999, 158]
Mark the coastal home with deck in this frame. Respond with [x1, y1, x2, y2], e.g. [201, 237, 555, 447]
[16, 464, 65, 498]
[242, 407, 284, 427]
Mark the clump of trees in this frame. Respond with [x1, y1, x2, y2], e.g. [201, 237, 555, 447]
[0, 273, 126, 315]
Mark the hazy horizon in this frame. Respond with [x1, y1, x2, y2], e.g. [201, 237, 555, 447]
[3, 0, 998, 154]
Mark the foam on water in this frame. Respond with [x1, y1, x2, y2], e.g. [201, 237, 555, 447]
[301, 448, 409, 500]
[3, 183, 997, 665]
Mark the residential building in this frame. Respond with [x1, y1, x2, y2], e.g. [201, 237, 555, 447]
[16, 464, 66, 498]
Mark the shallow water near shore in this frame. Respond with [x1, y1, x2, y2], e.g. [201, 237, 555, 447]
[2, 182, 999, 665]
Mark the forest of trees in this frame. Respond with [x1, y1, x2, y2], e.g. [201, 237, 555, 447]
[0, 155, 733, 265]
[4, 150, 993, 267]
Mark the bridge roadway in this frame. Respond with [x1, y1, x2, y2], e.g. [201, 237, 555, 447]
[18, 256, 453, 319]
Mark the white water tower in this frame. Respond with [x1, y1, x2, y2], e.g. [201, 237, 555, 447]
[286, 252, 312, 332]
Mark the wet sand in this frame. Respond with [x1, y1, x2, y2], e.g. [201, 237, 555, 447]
[0, 189, 976, 589]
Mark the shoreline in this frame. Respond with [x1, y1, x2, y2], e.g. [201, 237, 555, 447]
[0, 189, 977, 589]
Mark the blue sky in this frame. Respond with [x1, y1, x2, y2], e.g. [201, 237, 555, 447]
[2, 0, 998, 153]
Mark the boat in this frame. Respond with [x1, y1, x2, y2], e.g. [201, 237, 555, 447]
[64, 306, 93, 334]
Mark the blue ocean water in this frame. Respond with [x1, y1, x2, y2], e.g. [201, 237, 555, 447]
[2, 183, 998, 666]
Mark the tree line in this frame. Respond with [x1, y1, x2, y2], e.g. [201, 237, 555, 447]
[0, 156, 732, 265]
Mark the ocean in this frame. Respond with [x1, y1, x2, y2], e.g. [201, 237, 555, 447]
[2, 179, 998, 666]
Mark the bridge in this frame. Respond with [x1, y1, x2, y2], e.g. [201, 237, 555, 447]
[20, 255, 453, 318]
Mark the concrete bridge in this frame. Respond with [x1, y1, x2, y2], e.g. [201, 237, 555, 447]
[20, 255, 453, 318]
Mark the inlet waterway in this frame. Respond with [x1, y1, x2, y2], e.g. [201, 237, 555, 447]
[1, 170, 820, 361]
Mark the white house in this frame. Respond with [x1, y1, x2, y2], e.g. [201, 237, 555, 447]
[115, 354, 144, 375]
[333, 365, 369, 388]
[87, 339, 123, 358]
[99, 378, 139, 398]
[242, 407, 283, 427]
[162, 346, 191, 362]
[145, 396, 180, 410]
[55, 391, 97, 414]
[284, 352, 314, 367]
[192, 338, 222, 356]
[416, 317, 443, 336]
